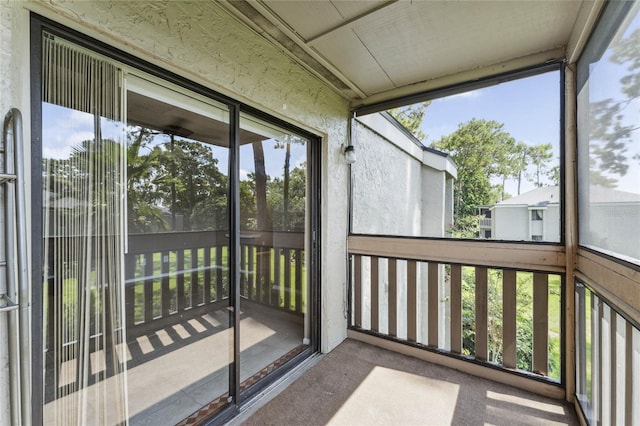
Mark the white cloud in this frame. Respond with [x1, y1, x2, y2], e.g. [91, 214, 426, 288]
[446, 89, 481, 100]
[239, 168, 250, 181]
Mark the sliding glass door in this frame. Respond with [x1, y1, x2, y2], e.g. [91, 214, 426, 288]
[238, 114, 311, 390]
[36, 27, 318, 425]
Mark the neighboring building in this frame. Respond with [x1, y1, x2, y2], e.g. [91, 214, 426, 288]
[484, 186, 640, 260]
[490, 186, 561, 243]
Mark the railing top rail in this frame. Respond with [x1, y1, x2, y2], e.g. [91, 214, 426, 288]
[348, 234, 565, 273]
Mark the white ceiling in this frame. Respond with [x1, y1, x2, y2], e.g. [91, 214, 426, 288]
[222, 0, 598, 108]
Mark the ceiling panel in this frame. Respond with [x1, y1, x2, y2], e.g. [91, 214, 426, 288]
[224, 0, 587, 103]
[311, 27, 394, 95]
[262, 0, 344, 41]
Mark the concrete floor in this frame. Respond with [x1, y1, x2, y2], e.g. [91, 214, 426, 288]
[238, 339, 579, 426]
[43, 303, 304, 426]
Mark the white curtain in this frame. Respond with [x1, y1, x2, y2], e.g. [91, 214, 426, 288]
[42, 34, 128, 425]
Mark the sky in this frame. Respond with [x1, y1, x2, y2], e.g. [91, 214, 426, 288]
[412, 63, 639, 196]
[416, 70, 561, 197]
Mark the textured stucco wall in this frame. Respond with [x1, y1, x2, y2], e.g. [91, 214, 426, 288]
[352, 121, 423, 236]
[1, 0, 351, 370]
[351, 116, 454, 238]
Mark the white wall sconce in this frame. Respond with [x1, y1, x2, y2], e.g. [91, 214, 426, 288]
[344, 144, 356, 164]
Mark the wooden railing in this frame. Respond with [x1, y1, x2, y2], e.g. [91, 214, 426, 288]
[44, 230, 305, 399]
[575, 280, 640, 425]
[348, 235, 565, 382]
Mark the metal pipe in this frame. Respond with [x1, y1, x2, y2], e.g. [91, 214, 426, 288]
[3, 108, 31, 426]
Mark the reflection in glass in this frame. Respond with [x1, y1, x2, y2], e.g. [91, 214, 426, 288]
[578, 4, 640, 263]
[238, 114, 309, 391]
[123, 82, 232, 425]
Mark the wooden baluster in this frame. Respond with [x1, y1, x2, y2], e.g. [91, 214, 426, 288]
[371, 256, 379, 332]
[533, 272, 548, 375]
[240, 244, 247, 299]
[284, 249, 292, 311]
[353, 255, 362, 328]
[216, 245, 223, 300]
[389, 258, 397, 337]
[428, 262, 439, 348]
[177, 250, 185, 312]
[294, 249, 302, 313]
[191, 248, 199, 306]
[161, 251, 170, 317]
[124, 255, 136, 329]
[258, 246, 270, 304]
[203, 247, 211, 303]
[450, 264, 462, 354]
[246, 245, 253, 301]
[144, 253, 154, 323]
[475, 266, 488, 361]
[272, 248, 280, 307]
[503, 269, 517, 369]
[625, 321, 633, 426]
[407, 260, 417, 342]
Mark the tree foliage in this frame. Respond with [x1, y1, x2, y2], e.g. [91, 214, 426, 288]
[431, 119, 516, 221]
[389, 101, 431, 141]
[587, 26, 640, 187]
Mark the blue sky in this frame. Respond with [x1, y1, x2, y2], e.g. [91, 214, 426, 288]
[418, 70, 561, 197]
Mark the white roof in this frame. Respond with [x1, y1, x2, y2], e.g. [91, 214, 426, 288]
[495, 185, 640, 207]
[496, 186, 560, 207]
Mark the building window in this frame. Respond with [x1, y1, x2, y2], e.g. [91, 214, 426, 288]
[531, 209, 543, 221]
[531, 235, 543, 242]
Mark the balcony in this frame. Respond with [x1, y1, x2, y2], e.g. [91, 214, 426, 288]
[234, 338, 579, 425]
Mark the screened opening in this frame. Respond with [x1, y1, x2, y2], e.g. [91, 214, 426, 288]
[351, 69, 562, 243]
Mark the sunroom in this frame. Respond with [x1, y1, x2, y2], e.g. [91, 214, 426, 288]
[0, 1, 638, 425]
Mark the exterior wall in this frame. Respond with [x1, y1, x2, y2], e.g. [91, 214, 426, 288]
[1, 0, 351, 392]
[492, 206, 529, 241]
[543, 205, 561, 242]
[351, 120, 423, 236]
[351, 114, 454, 237]
[421, 167, 446, 237]
[586, 203, 640, 261]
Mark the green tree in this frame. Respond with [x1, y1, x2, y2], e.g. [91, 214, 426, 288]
[126, 128, 167, 233]
[525, 143, 553, 188]
[431, 119, 517, 229]
[389, 101, 431, 141]
[157, 137, 227, 231]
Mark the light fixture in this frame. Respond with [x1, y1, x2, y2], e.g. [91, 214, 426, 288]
[344, 144, 356, 164]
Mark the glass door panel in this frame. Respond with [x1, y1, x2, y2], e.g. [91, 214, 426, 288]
[124, 77, 232, 425]
[238, 114, 310, 391]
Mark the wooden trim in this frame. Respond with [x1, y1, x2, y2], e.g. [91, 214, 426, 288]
[576, 249, 640, 326]
[348, 235, 565, 273]
[389, 259, 397, 337]
[407, 260, 417, 342]
[533, 273, 549, 375]
[475, 267, 488, 361]
[347, 331, 565, 400]
[450, 265, 462, 354]
[354, 255, 362, 328]
[428, 263, 439, 347]
[625, 321, 633, 426]
[371, 257, 379, 332]
[503, 269, 517, 369]
[610, 311, 617, 426]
